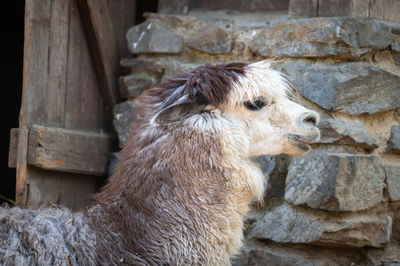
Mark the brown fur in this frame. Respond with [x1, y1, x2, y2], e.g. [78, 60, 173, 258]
[1, 61, 319, 265]
[87, 61, 320, 265]
[88, 63, 251, 265]
[142, 62, 247, 111]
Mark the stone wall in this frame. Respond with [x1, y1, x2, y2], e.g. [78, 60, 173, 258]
[113, 11, 400, 265]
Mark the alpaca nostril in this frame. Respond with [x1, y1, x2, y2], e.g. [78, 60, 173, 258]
[305, 116, 316, 126]
[302, 113, 318, 127]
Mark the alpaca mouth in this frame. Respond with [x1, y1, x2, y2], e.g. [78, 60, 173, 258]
[287, 132, 320, 152]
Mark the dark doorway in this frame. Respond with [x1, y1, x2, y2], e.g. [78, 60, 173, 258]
[0, 1, 24, 205]
[135, 0, 158, 24]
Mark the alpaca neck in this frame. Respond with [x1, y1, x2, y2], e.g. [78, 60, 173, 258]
[88, 124, 264, 264]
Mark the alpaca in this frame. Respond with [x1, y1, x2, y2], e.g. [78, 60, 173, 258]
[0, 60, 320, 265]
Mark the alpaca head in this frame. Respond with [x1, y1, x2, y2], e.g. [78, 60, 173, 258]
[144, 60, 320, 158]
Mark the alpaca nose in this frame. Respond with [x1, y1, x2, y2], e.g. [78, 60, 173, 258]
[301, 111, 319, 127]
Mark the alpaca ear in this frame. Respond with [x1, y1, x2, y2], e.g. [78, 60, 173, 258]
[152, 96, 207, 126]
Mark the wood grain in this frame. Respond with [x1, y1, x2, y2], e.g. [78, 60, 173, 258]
[288, 0, 318, 17]
[27, 167, 100, 211]
[65, 1, 104, 131]
[17, 0, 116, 209]
[28, 125, 115, 176]
[370, 0, 400, 21]
[318, 0, 352, 17]
[76, 0, 121, 119]
[352, 0, 370, 18]
[45, 0, 70, 127]
[106, 0, 136, 60]
[8, 128, 19, 168]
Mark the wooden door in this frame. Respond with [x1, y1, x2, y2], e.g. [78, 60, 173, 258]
[9, 0, 134, 211]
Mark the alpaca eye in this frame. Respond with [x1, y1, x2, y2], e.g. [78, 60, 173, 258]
[244, 98, 266, 111]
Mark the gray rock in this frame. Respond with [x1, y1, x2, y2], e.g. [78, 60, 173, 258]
[252, 155, 275, 179]
[157, 59, 200, 80]
[251, 17, 393, 58]
[280, 60, 400, 115]
[236, 244, 316, 266]
[386, 125, 400, 154]
[393, 53, 400, 67]
[235, 240, 368, 266]
[392, 42, 400, 52]
[250, 203, 392, 248]
[119, 75, 158, 99]
[120, 58, 165, 74]
[385, 165, 400, 202]
[285, 152, 385, 211]
[144, 13, 207, 32]
[364, 241, 400, 266]
[113, 100, 139, 147]
[126, 21, 183, 54]
[253, 155, 291, 199]
[319, 118, 378, 151]
[186, 24, 233, 54]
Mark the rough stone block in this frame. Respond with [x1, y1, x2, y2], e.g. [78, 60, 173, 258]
[113, 100, 139, 147]
[126, 21, 183, 54]
[385, 165, 400, 202]
[235, 244, 319, 266]
[250, 203, 392, 248]
[251, 17, 394, 58]
[186, 24, 233, 54]
[144, 13, 208, 35]
[235, 241, 367, 266]
[386, 125, 400, 154]
[364, 241, 400, 266]
[280, 60, 400, 115]
[120, 58, 165, 74]
[119, 75, 158, 99]
[319, 117, 378, 151]
[285, 152, 385, 211]
[157, 59, 200, 80]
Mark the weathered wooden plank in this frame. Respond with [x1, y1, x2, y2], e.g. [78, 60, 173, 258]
[318, 0, 352, 17]
[18, 0, 116, 209]
[45, 0, 71, 127]
[65, 0, 104, 131]
[16, 127, 29, 207]
[76, 0, 121, 118]
[21, 0, 72, 127]
[8, 128, 19, 168]
[22, 0, 51, 125]
[17, 0, 51, 207]
[370, 0, 400, 21]
[106, 0, 136, 60]
[27, 167, 100, 211]
[370, 0, 385, 20]
[288, 0, 318, 17]
[27, 125, 115, 176]
[351, 0, 370, 18]
[18, 0, 73, 206]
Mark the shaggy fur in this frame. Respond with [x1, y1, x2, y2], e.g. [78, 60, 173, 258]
[0, 206, 97, 265]
[0, 61, 320, 265]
